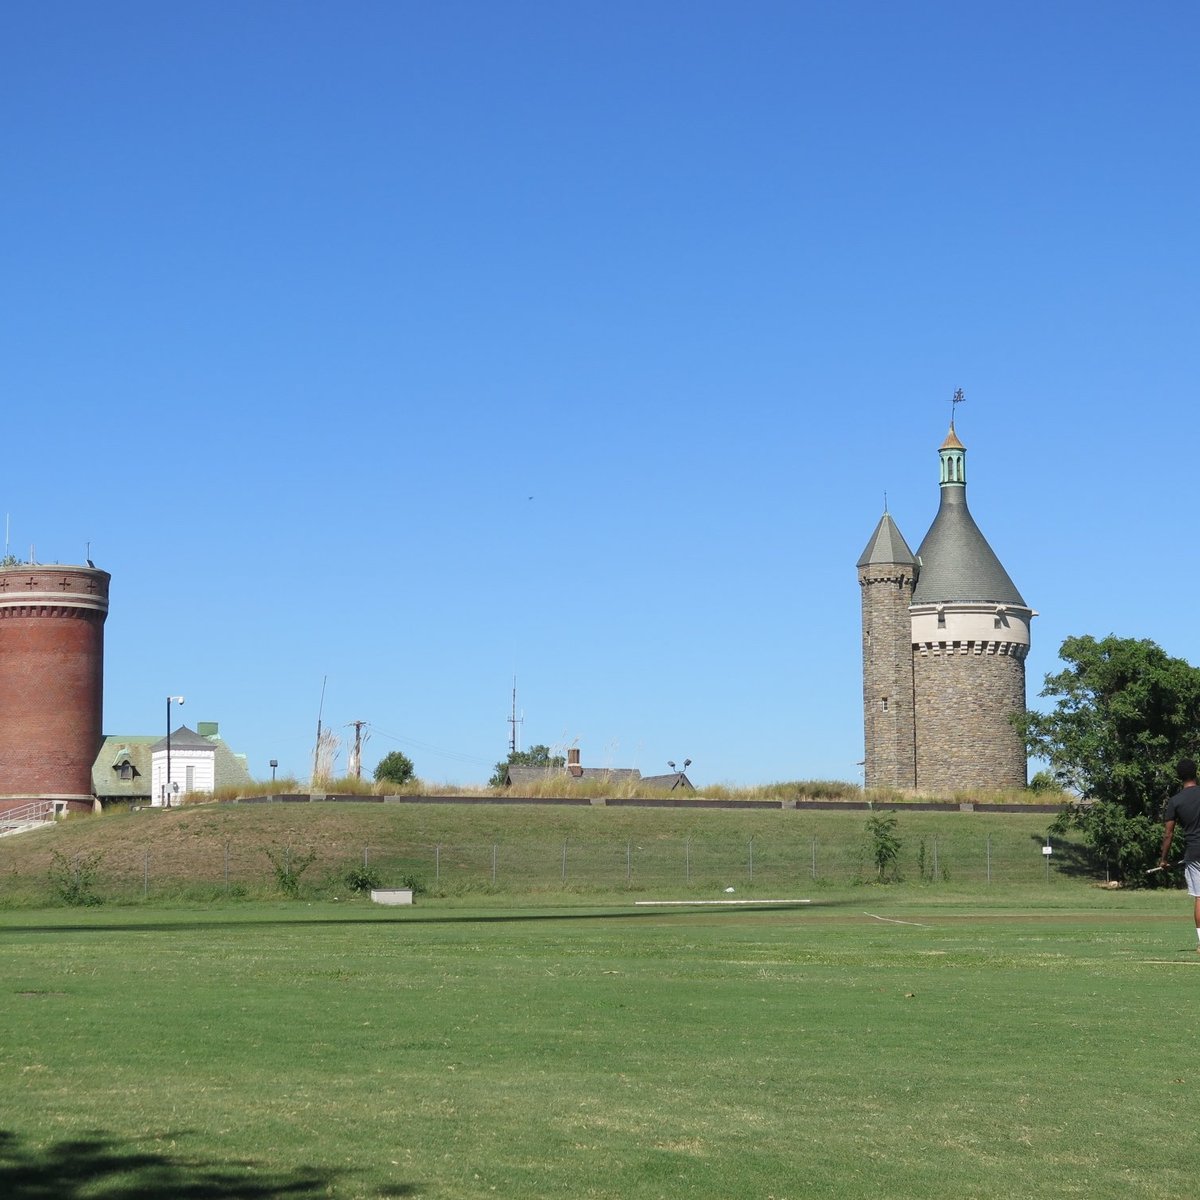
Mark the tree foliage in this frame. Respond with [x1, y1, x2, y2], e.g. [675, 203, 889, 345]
[864, 812, 902, 881]
[1016, 635, 1200, 818]
[373, 750, 416, 787]
[489, 744, 565, 788]
[1019, 635, 1200, 883]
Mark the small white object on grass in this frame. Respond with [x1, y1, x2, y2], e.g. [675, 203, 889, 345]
[724, 886, 735, 893]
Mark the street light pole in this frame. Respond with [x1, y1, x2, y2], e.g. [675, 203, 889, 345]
[166, 695, 185, 806]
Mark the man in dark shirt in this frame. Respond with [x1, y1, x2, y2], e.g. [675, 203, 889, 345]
[1160, 758, 1200, 950]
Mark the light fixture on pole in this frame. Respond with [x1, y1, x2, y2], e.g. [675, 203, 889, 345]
[166, 695, 185, 807]
[270, 759, 278, 784]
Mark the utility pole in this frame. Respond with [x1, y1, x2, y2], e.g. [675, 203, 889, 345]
[348, 720, 368, 778]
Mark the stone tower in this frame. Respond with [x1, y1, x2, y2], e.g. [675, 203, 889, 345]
[859, 421, 1033, 792]
[0, 564, 111, 813]
[857, 513, 917, 789]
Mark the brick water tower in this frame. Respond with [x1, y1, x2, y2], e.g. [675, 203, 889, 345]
[0, 564, 111, 814]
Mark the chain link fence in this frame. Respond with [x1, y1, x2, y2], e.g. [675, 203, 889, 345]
[22, 829, 1079, 903]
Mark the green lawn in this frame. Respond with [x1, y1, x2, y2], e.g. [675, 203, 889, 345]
[1, 890, 1194, 1199]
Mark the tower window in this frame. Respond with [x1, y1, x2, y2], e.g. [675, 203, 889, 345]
[881, 697, 889, 712]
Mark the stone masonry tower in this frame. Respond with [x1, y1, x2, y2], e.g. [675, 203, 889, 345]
[859, 416, 1034, 793]
[857, 513, 918, 789]
[0, 564, 111, 813]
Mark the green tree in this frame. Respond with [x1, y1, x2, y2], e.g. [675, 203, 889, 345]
[1018, 635, 1200, 881]
[373, 750, 415, 787]
[489, 744, 565, 788]
[864, 812, 902, 881]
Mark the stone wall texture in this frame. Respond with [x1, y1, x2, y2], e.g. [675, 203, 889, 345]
[912, 640, 1028, 792]
[859, 566, 917, 789]
[0, 566, 110, 806]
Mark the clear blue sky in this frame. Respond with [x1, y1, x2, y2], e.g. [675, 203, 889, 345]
[2, 2, 1196, 786]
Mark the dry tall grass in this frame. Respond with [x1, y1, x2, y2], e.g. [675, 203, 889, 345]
[182, 774, 1062, 807]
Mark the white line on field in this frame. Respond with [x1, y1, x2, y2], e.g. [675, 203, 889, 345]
[633, 899, 813, 907]
[863, 912, 930, 927]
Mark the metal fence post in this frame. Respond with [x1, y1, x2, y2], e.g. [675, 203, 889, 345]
[561, 839, 568, 884]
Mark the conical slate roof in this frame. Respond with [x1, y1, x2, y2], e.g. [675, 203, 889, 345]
[912, 483, 1026, 606]
[857, 512, 916, 568]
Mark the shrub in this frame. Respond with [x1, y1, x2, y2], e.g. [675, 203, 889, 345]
[264, 844, 317, 897]
[344, 865, 382, 894]
[48, 850, 103, 906]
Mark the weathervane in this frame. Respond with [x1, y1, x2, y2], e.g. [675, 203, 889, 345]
[950, 387, 966, 428]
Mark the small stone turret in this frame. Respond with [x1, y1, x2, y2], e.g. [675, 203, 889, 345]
[858, 512, 917, 789]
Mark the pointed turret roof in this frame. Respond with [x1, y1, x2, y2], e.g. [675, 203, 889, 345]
[911, 425, 1026, 606]
[857, 512, 916, 568]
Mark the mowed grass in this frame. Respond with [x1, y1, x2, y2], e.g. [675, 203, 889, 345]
[2, 892, 1195, 1199]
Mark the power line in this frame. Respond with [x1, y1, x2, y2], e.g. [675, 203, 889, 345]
[369, 726, 494, 767]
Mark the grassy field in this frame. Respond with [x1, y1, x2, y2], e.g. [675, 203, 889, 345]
[2, 889, 1196, 1200]
[0, 802, 1076, 906]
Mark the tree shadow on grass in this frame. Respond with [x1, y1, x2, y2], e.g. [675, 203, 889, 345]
[0, 900, 859, 936]
[0, 1130, 417, 1199]
[1028, 832, 1106, 880]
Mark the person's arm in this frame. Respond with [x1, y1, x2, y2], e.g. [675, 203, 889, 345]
[1160, 819, 1176, 867]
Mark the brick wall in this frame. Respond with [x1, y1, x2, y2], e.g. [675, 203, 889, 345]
[0, 566, 110, 804]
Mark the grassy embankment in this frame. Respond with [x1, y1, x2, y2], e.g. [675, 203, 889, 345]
[1, 799, 1078, 907]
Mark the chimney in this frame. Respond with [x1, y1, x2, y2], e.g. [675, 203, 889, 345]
[567, 747, 582, 778]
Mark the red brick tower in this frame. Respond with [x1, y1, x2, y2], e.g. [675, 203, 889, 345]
[0, 564, 111, 813]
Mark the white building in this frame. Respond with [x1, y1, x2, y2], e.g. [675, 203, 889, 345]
[148, 723, 250, 805]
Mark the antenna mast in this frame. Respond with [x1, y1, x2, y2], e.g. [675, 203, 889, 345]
[312, 675, 328, 782]
[507, 676, 523, 755]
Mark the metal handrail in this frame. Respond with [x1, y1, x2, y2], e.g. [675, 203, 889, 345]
[0, 799, 55, 827]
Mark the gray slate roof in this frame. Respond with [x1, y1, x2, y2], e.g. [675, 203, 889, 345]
[857, 512, 916, 568]
[91, 736, 157, 800]
[639, 772, 695, 792]
[504, 765, 642, 788]
[912, 487, 1026, 606]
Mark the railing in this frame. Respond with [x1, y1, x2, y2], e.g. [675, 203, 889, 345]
[0, 799, 56, 830]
